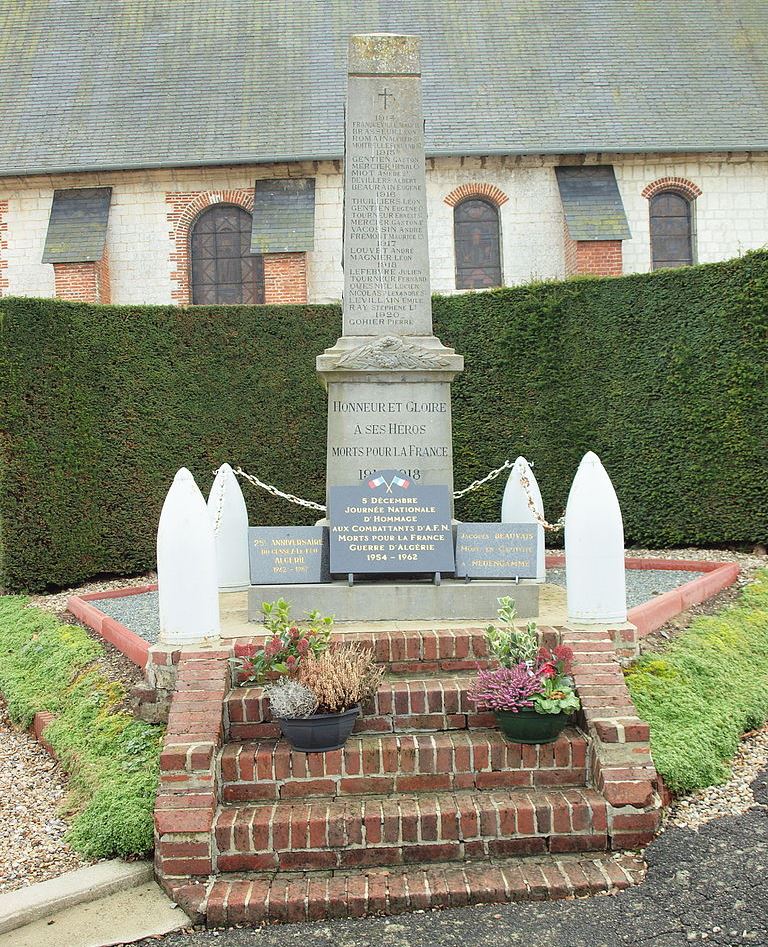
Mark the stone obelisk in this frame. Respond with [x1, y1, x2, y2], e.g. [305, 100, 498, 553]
[317, 34, 463, 509]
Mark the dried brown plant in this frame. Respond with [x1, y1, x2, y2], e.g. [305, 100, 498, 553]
[296, 644, 384, 714]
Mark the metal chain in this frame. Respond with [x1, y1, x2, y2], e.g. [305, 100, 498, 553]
[230, 460, 565, 530]
[210, 468, 227, 533]
[451, 458, 515, 498]
[233, 467, 327, 512]
[518, 473, 565, 533]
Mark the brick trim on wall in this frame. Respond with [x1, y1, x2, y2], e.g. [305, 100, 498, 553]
[0, 199, 8, 296]
[166, 190, 255, 305]
[563, 221, 623, 277]
[166, 190, 308, 305]
[52, 248, 112, 303]
[443, 182, 509, 207]
[641, 177, 702, 200]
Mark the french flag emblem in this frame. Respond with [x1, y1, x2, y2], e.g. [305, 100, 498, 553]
[368, 476, 386, 489]
[392, 474, 410, 488]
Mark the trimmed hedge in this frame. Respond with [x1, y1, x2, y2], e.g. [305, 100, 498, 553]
[625, 569, 768, 792]
[1, 251, 767, 591]
[0, 596, 161, 856]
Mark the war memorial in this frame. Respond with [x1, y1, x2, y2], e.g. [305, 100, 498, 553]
[148, 34, 660, 927]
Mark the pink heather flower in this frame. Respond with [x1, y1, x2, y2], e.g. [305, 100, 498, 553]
[289, 626, 301, 640]
[286, 655, 298, 670]
[468, 663, 543, 713]
[297, 638, 310, 655]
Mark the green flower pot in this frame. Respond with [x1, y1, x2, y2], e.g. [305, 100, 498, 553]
[494, 708, 571, 744]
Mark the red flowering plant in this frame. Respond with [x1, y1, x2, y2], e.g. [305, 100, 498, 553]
[470, 597, 581, 716]
[238, 598, 332, 685]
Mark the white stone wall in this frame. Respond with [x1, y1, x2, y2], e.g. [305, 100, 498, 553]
[1, 152, 766, 303]
[614, 154, 768, 273]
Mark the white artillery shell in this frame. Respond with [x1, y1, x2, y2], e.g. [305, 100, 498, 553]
[208, 462, 250, 589]
[157, 467, 221, 643]
[565, 451, 627, 623]
[501, 455, 545, 581]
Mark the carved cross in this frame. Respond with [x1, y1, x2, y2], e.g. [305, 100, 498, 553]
[378, 87, 393, 110]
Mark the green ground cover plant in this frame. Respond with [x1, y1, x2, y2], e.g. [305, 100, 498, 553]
[2, 250, 766, 590]
[0, 596, 161, 857]
[625, 569, 768, 793]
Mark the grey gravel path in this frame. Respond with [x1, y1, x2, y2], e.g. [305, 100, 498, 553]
[546, 568, 703, 610]
[89, 591, 160, 644]
[134, 768, 768, 947]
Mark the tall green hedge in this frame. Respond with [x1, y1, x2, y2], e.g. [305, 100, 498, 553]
[1, 252, 766, 591]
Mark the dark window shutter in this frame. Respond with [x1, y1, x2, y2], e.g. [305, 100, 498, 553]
[191, 205, 265, 304]
[454, 198, 502, 289]
[650, 192, 693, 270]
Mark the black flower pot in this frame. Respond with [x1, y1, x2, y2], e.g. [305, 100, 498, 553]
[276, 705, 360, 752]
[495, 708, 571, 744]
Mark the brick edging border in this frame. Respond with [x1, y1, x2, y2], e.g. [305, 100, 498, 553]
[546, 557, 740, 637]
[67, 585, 157, 669]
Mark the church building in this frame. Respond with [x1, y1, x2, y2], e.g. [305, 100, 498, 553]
[0, 1, 766, 307]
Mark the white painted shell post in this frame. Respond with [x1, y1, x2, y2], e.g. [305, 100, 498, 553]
[157, 467, 221, 644]
[501, 455, 546, 581]
[208, 462, 250, 590]
[565, 451, 627, 623]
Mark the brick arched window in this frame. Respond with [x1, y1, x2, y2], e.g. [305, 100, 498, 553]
[454, 198, 502, 289]
[190, 204, 264, 304]
[649, 191, 694, 270]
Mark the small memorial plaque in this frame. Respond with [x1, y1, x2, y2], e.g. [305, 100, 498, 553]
[329, 469, 455, 574]
[455, 523, 538, 579]
[249, 527, 331, 585]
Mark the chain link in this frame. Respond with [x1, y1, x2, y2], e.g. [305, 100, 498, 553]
[230, 460, 565, 530]
[451, 458, 515, 498]
[233, 467, 327, 512]
[210, 468, 227, 533]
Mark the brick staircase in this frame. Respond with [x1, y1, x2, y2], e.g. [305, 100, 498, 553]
[155, 626, 660, 926]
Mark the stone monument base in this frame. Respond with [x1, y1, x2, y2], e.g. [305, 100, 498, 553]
[247, 578, 539, 623]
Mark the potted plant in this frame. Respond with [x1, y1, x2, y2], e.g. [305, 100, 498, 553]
[239, 600, 383, 752]
[264, 644, 383, 752]
[468, 596, 581, 744]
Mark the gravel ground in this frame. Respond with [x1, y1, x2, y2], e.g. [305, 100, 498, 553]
[89, 591, 161, 645]
[0, 700, 90, 892]
[666, 726, 768, 830]
[546, 567, 705, 610]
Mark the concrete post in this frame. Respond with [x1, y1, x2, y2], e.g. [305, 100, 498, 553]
[565, 451, 627, 623]
[208, 463, 250, 589]
[157, 467, 221, 644]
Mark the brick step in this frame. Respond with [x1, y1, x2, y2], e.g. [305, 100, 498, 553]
[171, 852, 644, 926]
[234, 625, 561, 675]
[219, 728, 588, 801]
[227, 675, 495, 739]
[212, 787, 608, 872]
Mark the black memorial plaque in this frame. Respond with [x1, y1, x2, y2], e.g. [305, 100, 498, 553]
[249, 527, 330, 584]
[329, 469, 455, 574]
[454, 523, 538, 579]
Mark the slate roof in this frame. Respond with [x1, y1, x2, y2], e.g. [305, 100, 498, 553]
[41, 188, 112, 262]
[1, 1, 766, 177]
[555, 167, 631, 241]
[251, 179, 316, 254]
